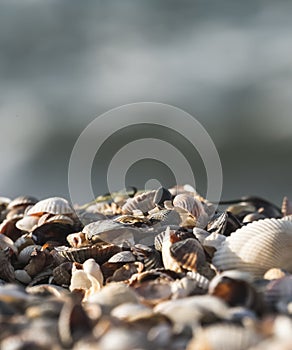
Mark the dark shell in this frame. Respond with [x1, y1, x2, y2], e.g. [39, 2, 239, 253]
[131, 244, 163, 270]
[55, 243, 121, 264]
[53, 262, 73, 286]
[207, 211, 241, 236]
[170, 238, 206, 272]
[153, 187, 172, 208]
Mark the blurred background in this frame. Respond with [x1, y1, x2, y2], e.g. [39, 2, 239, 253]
[1, 0, 292, 206]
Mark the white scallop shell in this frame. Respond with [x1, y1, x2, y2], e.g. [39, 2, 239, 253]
[26, 197, 74, 216]
[121, 191, 156, 214]
[212, 218, 292, 278]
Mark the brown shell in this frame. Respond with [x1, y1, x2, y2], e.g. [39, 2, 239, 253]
[107, 262, 144, 283]
[24, 249, 47, 277]
[26, 197, 74, 216]
[54, 243, 121, 264]
[212, 218, 292, 278]
[18, 244, 42, 265]
[282, 196, 292, 217]
[170, 238, 206, 272]
[52, 262, 73, 286]
[121, 191, 156, 214]
[0, 249, 15, 282]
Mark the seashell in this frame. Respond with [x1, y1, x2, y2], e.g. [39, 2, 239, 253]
[212, 218, 292, 278]
[0, 217, 23, 241]
[264, 268, 288, 280]
[107, 262, 144, 283]
[15, 215, 39, 232]
[55, 243, 121, 264]
[24, 249, 47, 277]
[111, 302, 154, 322]
[170, 275, 206, 299]
[154, 295, 230, 327]
[153, 187, 172, 208]
[0, 234, 17, 254]
[133, 280, 173, 307]
[168, 184, 196, 196]
[14, 233, 35, 252]
[131, 243, 163, 270]
[83, 220, 136, 245]
[26, 197, 74, 216]
[87, 283, 139, 312]
[52, 262, 73, 286]
[14, 269, 32, 284]
[0, 249, 15, 282]
[28, 268, 53, 286]
[173, 193, 209, 227]
[18, 244, 42, 265]
[207, 211, 241, 236]
[186, 324, 262, 350]
[121, 190, 156, 214]
[108, 251, 136, 263]
[242, 211, 266, 224]
[37, 213, 74, 227]
[282, 196, 292, 217]
[208, 270, 262, 312]
[169, 237, 206, 272]
[114, 214, 151, 226]
[148, 209, 181, 226]
[32, 221, 75, 245]
[264, 275, 292, 310]
[7, 195, 38, 210]
[66, 231, 88, 248]
[226, 202, 256, 218]
[186, 271, 210, 290]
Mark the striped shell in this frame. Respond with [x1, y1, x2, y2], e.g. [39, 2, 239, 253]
[26, 197, 74, 216]
[213, 218, 292, 278]
[121, 191, 156, 214]
[170, 238, 206, 272]
[7, 195, 38, 210]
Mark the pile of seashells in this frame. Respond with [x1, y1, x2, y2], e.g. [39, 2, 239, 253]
[1, 186, 292, 349]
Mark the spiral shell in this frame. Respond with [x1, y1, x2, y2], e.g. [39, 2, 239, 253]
[212, 218, 292, 278]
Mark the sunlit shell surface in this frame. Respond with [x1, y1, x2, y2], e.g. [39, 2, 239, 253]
[212, 218, 292, 278]
[186, 324, 262, 350]
[26, 197, 74, 216]
[7, 195, 38, 210]
[121, 190, 156, 214]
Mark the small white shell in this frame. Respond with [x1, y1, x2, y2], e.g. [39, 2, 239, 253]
[26, 197, 74, 216]
[15, 215, 39, 232]
[212, 218, 292, 278]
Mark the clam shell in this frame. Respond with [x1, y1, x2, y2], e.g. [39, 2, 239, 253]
[108, 251, 136, 263]
[186, 324, 262, 350]
[131, 244, 163, 270]
[121, 190, 156, 214]
[52, 262, 73, 286]
[55, 243, 121, 264]
[18, 244, 42, 265]
[15, 269, 32, 284]
[0, 234, 17, 253]
[173, 194, 209, 227]
[7, 195, 38, 210]
[27, 197, 74, 216]
[148, 209, 181, 226]
[153, 187, 172, 208]
[169, 238, 206, 272]
[15, 215, 39, 232]
[107, 262, 144, 283]
[38, 214, 74, 226]
[212, 218, 292, 278]
[264, 275, 292, 308]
